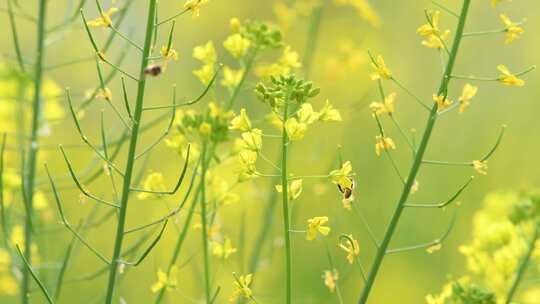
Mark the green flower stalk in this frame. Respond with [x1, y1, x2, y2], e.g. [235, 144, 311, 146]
[20, 1, 48, 303]
[280, 91, 293, 304]
[103, 1, 158, 302]
[358, 1, 472, 302]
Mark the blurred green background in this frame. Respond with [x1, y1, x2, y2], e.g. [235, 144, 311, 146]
[0, 0, 539, 303]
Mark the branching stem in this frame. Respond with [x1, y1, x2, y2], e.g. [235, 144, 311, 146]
[357, 1, 471, 303]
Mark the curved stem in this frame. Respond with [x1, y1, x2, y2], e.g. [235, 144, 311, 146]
[357, 1, 471, 303]
[21, 1, 47, 303]
[103, 1, 157, 303]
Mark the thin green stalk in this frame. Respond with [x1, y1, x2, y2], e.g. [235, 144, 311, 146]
[103, 1, 157, 303]
[505, 220, 540, 304]
[357, 1, 471, 303]
[16, 246, 55, 304]
[281, 94, 293, 304]
[200, 143, 212, 303]
[0, 134, 8, 249]
[242, 13, 325, 296]
[21, 1, 48, 303]
[227, 48, 258, 109]
[303, 2, 324, 78]
[7, 0, 25, 72]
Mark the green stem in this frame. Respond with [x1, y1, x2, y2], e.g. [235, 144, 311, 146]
[227, 48, 258, 109]
[200, 142, 212, 303]
[281, 94, 292, 304]
[505, 220, 540, 304]
[103, 1, 157, 303]
[21, 1, 47, 303]
[7, 0, 25, 73]
[302, 2, 324, 78]
[357, 1, 471, 303]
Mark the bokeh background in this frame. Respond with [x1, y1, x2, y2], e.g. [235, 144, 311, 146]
[1, 0, 539, 303]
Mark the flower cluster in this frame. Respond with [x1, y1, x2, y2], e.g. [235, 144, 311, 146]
[426, 191, 540, 303]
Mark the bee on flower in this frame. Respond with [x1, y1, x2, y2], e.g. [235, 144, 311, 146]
[329, 161, 356, 209]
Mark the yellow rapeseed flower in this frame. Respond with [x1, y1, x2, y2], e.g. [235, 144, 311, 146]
[223, 33, 251, 58]
[375, 135, 396, 156]
[306, 216, 331, 240]
[329, 161, 354, 191]
[86, 7, 118, 27]
[237, 150, 258, 180]
[211, 237, 237, 259]
[318, 100, 342, 122]
[160, 46, 179, 61]
[199, 122, 212, 137]
[275, 179, 303, 201]
[0, 274, 17, 295]
[370, 55, 392, 80]
[193, 64, 215, 85]
[497, 64, 525, 86]
[473, 160, 488, 175]
[0, 248, 10, 272]
[151, 265, 178, 293]
[458, 84, 478, 113]
[433, 94, 453, 112]
[229, 273, 254, 302]
[426, 242, 442, 254]
[339, 234, 360, 264]
[230, 17, 241, 33]
[500, 14, 524, 44]
[239, 129, 263, 152]
[97, 87, 113, 102]
[370, 92, 397, 116]
[417, 10, 441, 37]
[193, 41, 217, 65]
[285, 118, 307, 140]
[255, 46, 302, 79]
[137, 172, 166, 200]
[297, 103, 320, 125]
[221, 66, 244, 88]
[323, 269, 339, 293]
[184, 0, 209, 17]
[421, 30, 450, 49]
[230, 109, 252, 131]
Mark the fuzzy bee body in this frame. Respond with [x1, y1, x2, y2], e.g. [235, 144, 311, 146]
[337, 178, 355, 199]
[143, 64, 163, 76]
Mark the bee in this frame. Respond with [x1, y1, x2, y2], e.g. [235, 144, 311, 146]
[143, 64, 163, 77]
[337, 177, 356, 200]
[338, 177, 356, 210]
